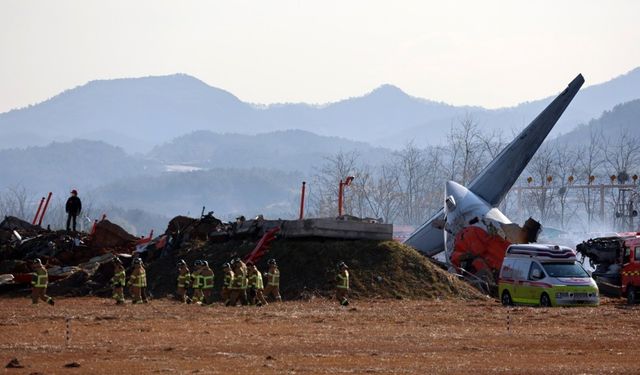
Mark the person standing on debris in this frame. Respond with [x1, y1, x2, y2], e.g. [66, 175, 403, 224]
[263, 258, 282, 302]
[65, 190, 82, 232]
[30, 258, 54, 305]
[128, 258, 147, 304]
[247, 262, 268, 306]
[176, 260, 191, 303]
[191, 260, 204, 304]
[200, 260, 214, 305]
[221, 262, 234, 305]
[110, 258, 126, 305]
[335, 261, 350, 306]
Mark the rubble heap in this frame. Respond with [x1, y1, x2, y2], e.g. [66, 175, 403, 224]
[1, 214, 481, 301]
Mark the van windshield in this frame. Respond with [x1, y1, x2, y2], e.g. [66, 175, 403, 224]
[542, 262, 589, 278]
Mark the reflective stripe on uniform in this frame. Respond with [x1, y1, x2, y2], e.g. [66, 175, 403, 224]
[192, 274, 203, 289]
[112, 270, 126, 286]
[231, 273, 244, 289]
[336, 271, 349, 289]
[130, 271, 147, 287]
[223, 273, 233, 288]
[139, 271, 147, 287]
[177, 273, 191, 288]
[267, 269, 280, 286]
[249, 273, 264, 289]
[36, 274, 48, 288]
[202, 275, 214, 289]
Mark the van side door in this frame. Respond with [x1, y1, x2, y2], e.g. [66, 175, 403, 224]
[512, 259, 530, 303]
[525, 261, 546, 304]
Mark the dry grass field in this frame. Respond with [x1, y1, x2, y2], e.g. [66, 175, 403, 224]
[1, 297, 640, 374]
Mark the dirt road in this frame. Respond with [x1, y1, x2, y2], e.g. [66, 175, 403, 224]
[1, 297, 639, 374]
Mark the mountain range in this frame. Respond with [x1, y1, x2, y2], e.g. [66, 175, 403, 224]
[1, 68, 639, 152]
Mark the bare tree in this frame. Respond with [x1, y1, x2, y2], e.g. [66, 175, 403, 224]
[0, 185, 30, 221]
[308, 151, 361, 217]
[575, 129, 606, 230]
[524, 144, 556, 223]
[359, 163, 402, 223]
[552, 143, 579, 229]
[447, 114, 487, 185]
[396, 142, 431, 225]
[603, 128, 640, 176]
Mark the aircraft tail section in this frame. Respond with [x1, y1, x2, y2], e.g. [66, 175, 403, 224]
[404, 74, 584, 256]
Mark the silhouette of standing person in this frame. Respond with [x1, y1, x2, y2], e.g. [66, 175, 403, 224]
[65, 189, 82, 232]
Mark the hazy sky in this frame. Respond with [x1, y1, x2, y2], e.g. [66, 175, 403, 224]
[1, 0, 639, 113]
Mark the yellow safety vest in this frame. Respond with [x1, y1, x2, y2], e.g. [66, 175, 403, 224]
[249, 272, 264, 289]
[192, 272, 203, 289]
[31, 268, 48, 288]
[266, 269, 280, 287]
[240, 271, 248, 290]
[177, 272, 190, 288]
[336, 271, 349, 289]
[223, 271, 234, 288]
[130, 269, 147, 287]
[202, 270, 214, 289]
[112, 269, 126, 287]
[231, 271, 244, 289]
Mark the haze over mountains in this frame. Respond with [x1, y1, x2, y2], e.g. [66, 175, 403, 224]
[1, 68, 639, 152]
[0, 68, 639, 233]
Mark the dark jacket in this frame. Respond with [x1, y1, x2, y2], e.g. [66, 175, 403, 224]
[65, 196, 82, 215]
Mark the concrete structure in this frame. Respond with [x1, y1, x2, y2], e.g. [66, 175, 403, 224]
[261, 218, 392, 241]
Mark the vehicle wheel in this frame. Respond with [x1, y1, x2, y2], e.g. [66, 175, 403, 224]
[540, 293, 552, 307]
[501, 290, 513, 306]
[627, 286, 636, 305]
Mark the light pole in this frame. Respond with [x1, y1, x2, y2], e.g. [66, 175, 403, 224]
[338, 176, 355, 216]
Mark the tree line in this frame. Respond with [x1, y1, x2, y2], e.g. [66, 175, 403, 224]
[308, 118, 640, 233]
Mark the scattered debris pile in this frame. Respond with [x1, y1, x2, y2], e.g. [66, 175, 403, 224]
[0, 215, 139, 294]
[1, 213, 481, 301]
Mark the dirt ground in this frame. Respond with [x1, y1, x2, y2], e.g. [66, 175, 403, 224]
[1, 296, 640, 374]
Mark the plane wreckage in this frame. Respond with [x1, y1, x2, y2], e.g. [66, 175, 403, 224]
[405, 74, 585, 291]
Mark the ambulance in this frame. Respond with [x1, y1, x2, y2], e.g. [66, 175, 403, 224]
[498, 244, 599, 307]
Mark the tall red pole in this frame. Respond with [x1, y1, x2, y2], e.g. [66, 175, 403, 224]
[338, 179, 344, 217]
[32, 197, 45, 225]
[299, 181, 306, 220]
[37, 192, 52, 227]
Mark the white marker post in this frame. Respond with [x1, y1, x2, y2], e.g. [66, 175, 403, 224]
[65, 317, 71, 347]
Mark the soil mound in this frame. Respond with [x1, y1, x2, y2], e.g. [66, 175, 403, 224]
[147, 239, 481, 300]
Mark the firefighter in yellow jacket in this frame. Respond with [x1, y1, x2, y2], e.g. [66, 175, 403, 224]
[221, 262, 234, 305]
[191, 260, 204, 304]
[30, 258, 54, 305]
[110, 258, 126, 305]
[336, 261, 350, 306]
[226, 259, 246, 306]
[263, 258, 282, 302]
[128, 258, 147, 304]
[200, 260, 214, 305]
[176, 259, 191, 303]
[247, 262, 268, 306]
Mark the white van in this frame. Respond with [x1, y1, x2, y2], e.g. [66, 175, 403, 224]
[498, 244, 599, 307]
